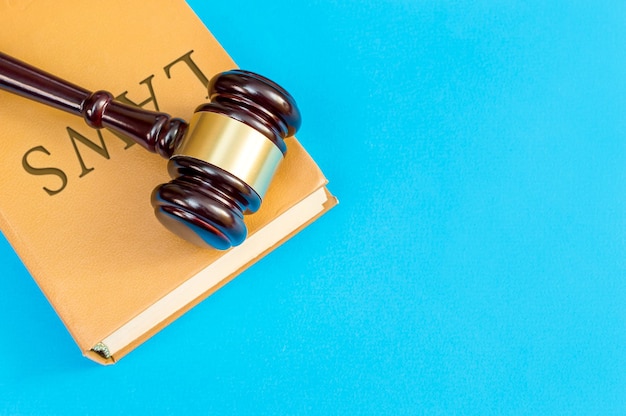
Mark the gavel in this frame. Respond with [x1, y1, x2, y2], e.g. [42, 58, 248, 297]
[0, 52, 301, 250]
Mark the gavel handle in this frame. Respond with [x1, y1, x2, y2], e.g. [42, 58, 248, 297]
[0, 51, 187, 158]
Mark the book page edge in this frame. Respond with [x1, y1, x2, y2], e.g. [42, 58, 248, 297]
[91, 186, 335, 363]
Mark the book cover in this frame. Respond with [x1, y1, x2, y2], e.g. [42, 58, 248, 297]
[0, 0, 336, 364]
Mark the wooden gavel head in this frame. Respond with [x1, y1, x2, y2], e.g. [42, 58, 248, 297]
[151, 70, 301, 249]
[0, 51, 301, 249]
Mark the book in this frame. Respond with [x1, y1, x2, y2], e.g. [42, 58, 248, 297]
[0, 0, 336, 364]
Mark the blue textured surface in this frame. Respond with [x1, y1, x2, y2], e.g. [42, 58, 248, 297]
[1, 1, 626, 414]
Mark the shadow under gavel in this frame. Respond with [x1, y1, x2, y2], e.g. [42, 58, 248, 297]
[0, 51, 301, 249]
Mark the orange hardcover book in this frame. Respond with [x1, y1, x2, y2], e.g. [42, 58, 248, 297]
[0, 0, 336, 364]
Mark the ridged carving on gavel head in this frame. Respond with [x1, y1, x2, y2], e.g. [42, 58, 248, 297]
[151, 70, 302, 250]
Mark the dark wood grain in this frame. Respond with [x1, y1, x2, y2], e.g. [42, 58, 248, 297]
[0, 52, 187, 158]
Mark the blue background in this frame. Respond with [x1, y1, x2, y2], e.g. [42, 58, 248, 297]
[1, 1, 625, 414]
